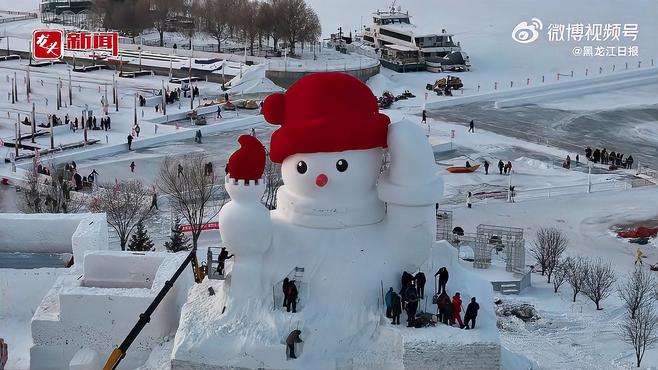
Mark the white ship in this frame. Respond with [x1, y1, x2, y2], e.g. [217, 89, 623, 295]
[359, 4, 470, 72]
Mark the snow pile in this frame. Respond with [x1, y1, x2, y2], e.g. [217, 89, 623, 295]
[226, 64, 284, 97]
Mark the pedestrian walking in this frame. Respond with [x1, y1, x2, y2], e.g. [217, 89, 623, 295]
[483, 160, 489, 175]
[127, 134, 133, 150]
[468, 119, 474, 133]
[130, 161, 136, 173]
[421, 109, 427, 124]
[150, 191, 158, 210]
[466, 191, 472, 209]
[498, 160, 504, 175]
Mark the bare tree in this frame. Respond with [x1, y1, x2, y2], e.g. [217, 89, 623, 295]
[157, 154, 224, 250]
[261, 154, 282, 210]
[620, 304, 658, 367]
[20, 164, 84, 214]
[89, 180, 155, 250]
[564, 256, 588, 302]
[201, 0, 234, 52]
[618, 267, 656, 319]
[150, 0, 184, 46]
[531, 227, 568, 283]
[95, 0, 152, 43]
[583, 258, 616, 310]
[552, 258, 568, 293]
[256, 1, 274, 51]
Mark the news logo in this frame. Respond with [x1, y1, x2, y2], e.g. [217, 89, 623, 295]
[32, 29, 64, 60]
[32, 29, 120, 61]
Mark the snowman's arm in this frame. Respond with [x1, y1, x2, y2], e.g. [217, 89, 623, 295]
[377, 119, 443, 230]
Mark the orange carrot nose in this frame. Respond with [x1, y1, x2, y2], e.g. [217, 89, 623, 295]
[315, 173, 328, 187]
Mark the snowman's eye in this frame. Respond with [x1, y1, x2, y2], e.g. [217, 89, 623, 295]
[336, 159, 348, 172]
[296, 161, 307, 174]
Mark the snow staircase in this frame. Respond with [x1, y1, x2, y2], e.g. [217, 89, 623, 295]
[499, 282, 520, 295]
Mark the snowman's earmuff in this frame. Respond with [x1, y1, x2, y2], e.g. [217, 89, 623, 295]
[262, 92, 285, 126]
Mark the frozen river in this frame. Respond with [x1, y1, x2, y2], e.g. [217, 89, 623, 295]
[429, 86, 658, 168]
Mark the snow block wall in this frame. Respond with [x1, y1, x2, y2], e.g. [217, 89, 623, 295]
[0, 213, 112, 319]
[30, 251, 193, 370]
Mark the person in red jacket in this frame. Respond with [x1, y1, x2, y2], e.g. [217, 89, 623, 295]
[452, 292, 464, 328]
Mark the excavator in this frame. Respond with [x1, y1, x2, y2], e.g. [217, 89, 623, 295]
[102, 248, 205, 370]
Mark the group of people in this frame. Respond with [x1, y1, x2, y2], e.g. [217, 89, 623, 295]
[585, 147, 634, 169]
[282, 278, 299, 313]
[384, 267, 480, 330]
[433, 267, 479, 329]
[126, 124, 141, 151]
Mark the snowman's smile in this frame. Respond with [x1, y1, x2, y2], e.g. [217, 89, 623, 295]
[315, 173, 328, 187]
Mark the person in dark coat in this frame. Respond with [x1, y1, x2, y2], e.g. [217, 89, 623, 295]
[286, 329, 302, 359]
[130, 161, 136, 173]
[385, 287, 394, 318]
[434, 267, 449, 293]
[287, 280, 298, 313]
[400, 271, 414, 296]
[73, 172, 83, 191]
[464, 297, 480, 329]
[414, 272, 426, 299]
[497, 160, 504, 175]
[216, 247, 233, 276]
[405, 283, 419, 327]
[483, 160, 490, 175]
[282, 278, 291, 309]
[436, 291, 451, 324]
[601, 148, 607, 164]
[390, 291, 402, 325]
[127, 134, 133, 150]
[468, 119, 474, 133]
[585, 146, 592, 160]
[444, 295, 454, 325]
[626, 155, 634, 169]
[150, 191, 158, 210]
[421, 109, 427, 124]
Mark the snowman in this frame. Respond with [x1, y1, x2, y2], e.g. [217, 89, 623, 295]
[215, 72, 443, 368]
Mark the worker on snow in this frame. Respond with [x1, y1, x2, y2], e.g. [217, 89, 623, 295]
[405, 281, 420, 327]
[390, 291, 402, 325]
[468, 119, 474, 133]
[498, 160, 504, 175]
[216, 247, 234, 276]
[466, 191, 472, 209]
[415, 271, 426, 299]
[483, 160, 490, 175]
[436, 291, 451, 324]
[385, 287, 394, 318]
[285, 280, 299, 313]
[464, 297, 480, 329]
[286, 329, 302, 359]
[452, 292, 464, 328]
[434, 266, 449, 294]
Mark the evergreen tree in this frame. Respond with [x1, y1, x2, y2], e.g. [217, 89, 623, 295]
[164, 219, 191, 252]
[128, 222, 155, 251]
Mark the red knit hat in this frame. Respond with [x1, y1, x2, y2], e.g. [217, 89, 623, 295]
[227, 135, 266, 180]
[262, 72, 390, 163]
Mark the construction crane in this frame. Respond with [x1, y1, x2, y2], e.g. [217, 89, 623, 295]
[103, 247, 204, 370]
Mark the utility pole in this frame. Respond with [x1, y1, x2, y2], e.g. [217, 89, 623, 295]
[49, 114, 54, 150]
[57, 77, 61, 110]
[133, 93, 137, 127]
[189, 57, 193, 110]
[31, 102, 36, 143]
[68, 68, 72, 106]
[14, 120, 19, 157]
[161, 80, 166, 115]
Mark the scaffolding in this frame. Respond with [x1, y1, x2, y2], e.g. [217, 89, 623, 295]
[474, 224, 525, 273]
[272, 266, 307, 311]
[435, 209, 453, 241]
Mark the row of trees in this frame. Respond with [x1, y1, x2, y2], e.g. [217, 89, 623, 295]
[93, 0, 321, 55]
[531, 227, 657, 367]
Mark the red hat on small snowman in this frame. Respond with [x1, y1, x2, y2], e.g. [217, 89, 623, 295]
[262, 72, 390, 163]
